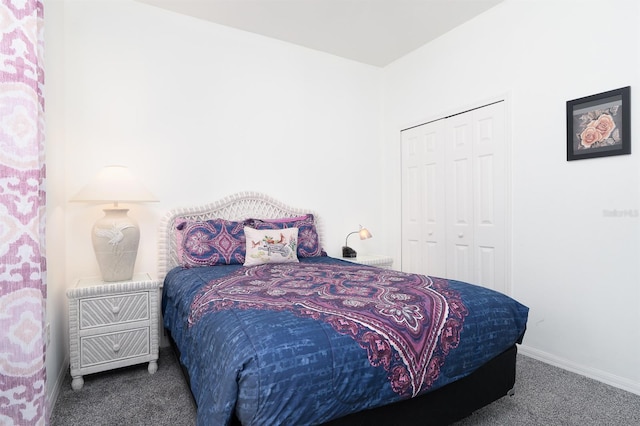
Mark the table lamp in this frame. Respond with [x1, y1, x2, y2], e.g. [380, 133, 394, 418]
[71, 165, 157, 282]
[342, 225, 372, 258]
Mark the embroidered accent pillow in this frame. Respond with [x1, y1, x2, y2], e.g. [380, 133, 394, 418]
[243, 227, 299, 266]
[175, 218, 246, 267]
[245, 214, 325, 258]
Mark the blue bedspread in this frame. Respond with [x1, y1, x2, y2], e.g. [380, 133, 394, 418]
[162, 257, 528, 425]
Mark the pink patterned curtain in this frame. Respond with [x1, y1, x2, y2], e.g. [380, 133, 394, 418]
[0, 0, 47, 425]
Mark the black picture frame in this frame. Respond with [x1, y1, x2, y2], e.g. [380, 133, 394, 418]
[566, 86, 630, 161]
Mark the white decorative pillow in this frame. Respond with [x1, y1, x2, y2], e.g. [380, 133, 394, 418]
[243, 227, 299, 266]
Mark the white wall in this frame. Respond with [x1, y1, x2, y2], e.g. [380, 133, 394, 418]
[382, 0, 640, 394]
[61, 0, 385, 281]
[45, 0, 385, 411]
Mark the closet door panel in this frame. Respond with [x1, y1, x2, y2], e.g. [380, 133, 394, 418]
[446, 114, 474, 282]
[473, 102, 506, 292]
[401, 130, 423, 274]
[477, 246, 496, 288]
[401, 120, 446, 276]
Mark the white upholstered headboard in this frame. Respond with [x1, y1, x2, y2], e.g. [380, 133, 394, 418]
[157, 191, 325, 280]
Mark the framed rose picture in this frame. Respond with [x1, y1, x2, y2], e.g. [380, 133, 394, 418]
[566, 86, 630, 161]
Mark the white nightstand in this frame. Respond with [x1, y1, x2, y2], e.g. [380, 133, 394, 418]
[342, 254, 393, 269]
[66, 273, 160, 390]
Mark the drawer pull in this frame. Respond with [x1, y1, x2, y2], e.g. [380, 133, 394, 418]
[111, 305, 120, 315]
[113, 343, 121, 352]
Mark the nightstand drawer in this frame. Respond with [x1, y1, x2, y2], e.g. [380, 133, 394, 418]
[79, 292, 149, 329]
[80, 327, 150, 368]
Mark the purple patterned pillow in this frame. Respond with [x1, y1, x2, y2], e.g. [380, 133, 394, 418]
[175, 218, 246, 267]
[244, 214, 326, 258]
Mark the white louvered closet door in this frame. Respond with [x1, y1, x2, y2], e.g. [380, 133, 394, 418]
[401, 101, 508, 294]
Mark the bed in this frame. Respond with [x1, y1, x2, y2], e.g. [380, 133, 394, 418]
[158, 192, 529, 425]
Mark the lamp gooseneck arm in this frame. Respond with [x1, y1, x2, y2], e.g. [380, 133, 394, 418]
[345, 231, 358, 247]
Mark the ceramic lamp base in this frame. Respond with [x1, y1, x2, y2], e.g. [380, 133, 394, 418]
[92, 208, 140, 282]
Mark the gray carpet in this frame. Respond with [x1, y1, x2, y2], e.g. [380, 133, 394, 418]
[455, 354, 640, 425]
[51, 347, 640, 425]
[50, 347, 196, 426]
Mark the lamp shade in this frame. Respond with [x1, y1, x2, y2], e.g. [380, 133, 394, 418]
[358, 227, 372, 240]
[71, 165, 157, 205]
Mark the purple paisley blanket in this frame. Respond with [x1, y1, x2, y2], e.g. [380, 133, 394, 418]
[188, 263, 467, 396]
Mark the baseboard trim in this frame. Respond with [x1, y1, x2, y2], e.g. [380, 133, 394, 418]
[519, 344, 640, 396]
[46, 354, 69, 422]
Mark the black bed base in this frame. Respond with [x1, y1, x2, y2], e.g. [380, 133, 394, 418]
[168, 330, 517, 426]
[324, 345, 518, 426]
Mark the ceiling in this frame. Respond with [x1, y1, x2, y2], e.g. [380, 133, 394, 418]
[135, 0, 503, 67]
